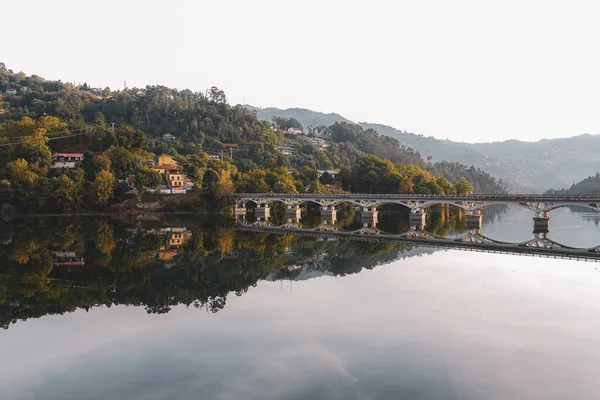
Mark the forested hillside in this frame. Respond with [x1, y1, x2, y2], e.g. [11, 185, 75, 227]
[0, 63, 504, 214]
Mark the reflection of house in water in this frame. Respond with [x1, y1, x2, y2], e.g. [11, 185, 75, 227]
[156, 228, 192, 263]
[51, 251, 85, 267]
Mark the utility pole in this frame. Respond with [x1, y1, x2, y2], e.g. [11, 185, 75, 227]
[229, 147, 233, 159]
[220, 150, 224, 162]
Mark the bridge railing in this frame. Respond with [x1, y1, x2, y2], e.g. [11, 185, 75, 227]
[235, 193, 600, 201]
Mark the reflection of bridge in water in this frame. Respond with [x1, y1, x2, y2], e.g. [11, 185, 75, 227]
[235, 193, 600, 231]
[236, 218, 600, 263]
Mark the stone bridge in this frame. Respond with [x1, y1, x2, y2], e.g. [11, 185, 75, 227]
[235, 193, 600, 230]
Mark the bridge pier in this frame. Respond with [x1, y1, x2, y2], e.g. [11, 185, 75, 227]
[234, 201, 247, 216]
[466, 213, 483, 230]
[321, 207, 337, 225]
[255, 206, 271, 221]
[409, 210, 426, 227]
[361, 209, 378, 228]
[285, 205, 302, 221]
[533, 212, 550, 233]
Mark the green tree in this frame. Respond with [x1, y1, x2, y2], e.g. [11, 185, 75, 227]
[136, 167, 162, 189]
[455, 179, 474, 195]
[108, 147, 140, 179]
[51, 175, 79, 212]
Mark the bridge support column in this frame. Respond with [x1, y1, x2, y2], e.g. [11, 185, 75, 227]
[409, 210, 426, 227]
[533, 212, 550, 233]
[285, 205, 302, 221]
[321, 207, 337, 225]
[466, 212, 483, 230]
[361, 208, 378, 228]
[234, 201, 247, 216]
[255, 205, 271, 221]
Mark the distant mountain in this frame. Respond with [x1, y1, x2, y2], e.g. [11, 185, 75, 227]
[245, 105, 600, 191]
[243, 106, 353, 129]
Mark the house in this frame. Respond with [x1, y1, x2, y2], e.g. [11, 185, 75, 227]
[169, 231, 186, 247]
[51, 251, 85, 267]
[51, 153, 84, 169]
[158, 154, 177, 166]
[277, 146, 297, 155]
[5, 89, 17, 95]
[166, 171, 185, 188]
[147, 159, 156, 167]
[313, 145, 327, 151]
[152, 164, 180, 175]
[162, 133, 176, 142]
[223, 143, 239, 152]
[207, 153, 221, 160]
[287, 127, 302, 135]
[310, 138, 325, 146]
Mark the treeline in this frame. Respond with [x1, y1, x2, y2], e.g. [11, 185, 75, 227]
[546, 173, 600, 195]
[339, 156, 474, 195]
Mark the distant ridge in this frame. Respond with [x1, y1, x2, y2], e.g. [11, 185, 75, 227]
[243, 105, 600, 191]
[243, 105, 354, 128]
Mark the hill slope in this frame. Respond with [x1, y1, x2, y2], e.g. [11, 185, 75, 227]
[246, 106, 600, 191]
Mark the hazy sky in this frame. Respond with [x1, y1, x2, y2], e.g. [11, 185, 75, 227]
[2, 0, 600, 143]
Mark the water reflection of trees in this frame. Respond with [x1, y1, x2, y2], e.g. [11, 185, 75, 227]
[0, 217, 428, 330]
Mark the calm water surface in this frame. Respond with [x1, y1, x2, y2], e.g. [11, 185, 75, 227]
[1, 207, 600, 400]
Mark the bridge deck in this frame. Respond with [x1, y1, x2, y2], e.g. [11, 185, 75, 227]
[236, 193, 600, 202]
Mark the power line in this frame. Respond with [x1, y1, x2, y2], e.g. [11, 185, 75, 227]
[1, 124, 105, 141]
[0, 124, 109, 147]
[0, 132, 87, 147]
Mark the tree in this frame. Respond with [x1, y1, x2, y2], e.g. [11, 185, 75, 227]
[320, 172, 334, 184]
[91, 170, 115, 204]
[212, 169, 234, 198]
[14, 128, 52, 166]
[136, 167, 162, 189]
[96, 222, 115, 254]
[108, 147, 140, 179]
[436, 176, 453, 195]
[51, 175, 79, 212]
[272, 116, 303, 131]
[7, 159, 37, 185]
[399, 176, 414, 193]
[455, 179, 474, 195]
[36, 116, 69, 135]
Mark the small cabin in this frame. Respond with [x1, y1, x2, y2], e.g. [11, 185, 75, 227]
[52, 153, 84, 169]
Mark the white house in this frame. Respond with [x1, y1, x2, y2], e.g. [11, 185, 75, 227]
[287, 127, 302, 135]
[162, 133, 176, 141]
[310, 138, 325, 146]
[5, 89, 17, 95]
[51, 153, 84, 169]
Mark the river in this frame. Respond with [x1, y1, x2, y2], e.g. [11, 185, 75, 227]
[1, 206, 600, 399]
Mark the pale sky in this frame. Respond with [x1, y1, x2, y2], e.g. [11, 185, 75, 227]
[2, 0, 600, 143]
